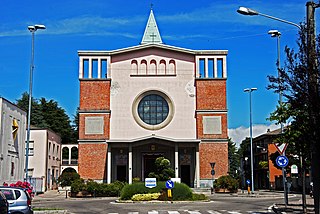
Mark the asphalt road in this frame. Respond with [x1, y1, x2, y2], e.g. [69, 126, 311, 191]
[32, 193, 300, 214]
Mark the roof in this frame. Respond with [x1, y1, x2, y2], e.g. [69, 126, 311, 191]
[78, 43, 228, 56]
[141, 9, 163, 44]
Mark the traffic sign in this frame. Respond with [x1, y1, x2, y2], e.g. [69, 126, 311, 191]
[145, 178, 157, 188]
[291, 164, 298, 174]
[274, 142, 288, 155]
[211, 169, 215, 176]
[166, 180, 174, 189]
[246, 179, 251, 185]
[276, 155, 289, 168]
[210, 162, 216, 169]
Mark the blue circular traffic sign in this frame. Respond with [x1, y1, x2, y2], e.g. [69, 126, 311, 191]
[166, 180, 174, 189]
[246, 179, 251, 185]
[276, 155, 289, 168]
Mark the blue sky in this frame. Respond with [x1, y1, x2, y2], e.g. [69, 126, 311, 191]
[0, 0, 316, 144]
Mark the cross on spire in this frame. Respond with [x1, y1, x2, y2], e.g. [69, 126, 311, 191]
[141, 8, 163, 44]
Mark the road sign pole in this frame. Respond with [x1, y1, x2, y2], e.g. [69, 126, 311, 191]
[282, 151, 288, 207]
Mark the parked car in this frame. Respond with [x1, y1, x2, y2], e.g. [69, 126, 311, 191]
[0, 191, 8, 214]
[0, 186, 33, 214]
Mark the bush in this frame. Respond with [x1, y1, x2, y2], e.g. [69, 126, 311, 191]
[213, 175, 239, 192]
[58, 171, 80, 187]
[71, 180, 126, 197]
[171, 182, 193, 200]
[71, 179, 86, 193]
[132, 193, 160, 201]
[192, 193, 207, 201]
[120, 181, 194, 201]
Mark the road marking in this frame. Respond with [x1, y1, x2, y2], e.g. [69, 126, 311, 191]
[228, 212, 242, 214]
[168, 211, 180, 214]
[187, 211, 201, 214]
[207, 211, 222, 214]
[148, 211, 159, 214]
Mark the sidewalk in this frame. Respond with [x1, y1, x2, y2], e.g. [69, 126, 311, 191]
[273, 198, 314, 214]
[33, 190, 68, 202]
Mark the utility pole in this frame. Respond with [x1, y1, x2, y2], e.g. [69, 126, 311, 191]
[306, 2, 320, 214]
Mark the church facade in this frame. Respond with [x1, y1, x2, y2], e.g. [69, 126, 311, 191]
[77, 10, 228, 188]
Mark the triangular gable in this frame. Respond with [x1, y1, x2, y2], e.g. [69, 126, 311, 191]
[141, 9, 163, 44]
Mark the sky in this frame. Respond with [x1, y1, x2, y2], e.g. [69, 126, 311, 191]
[1, 0, 318, 146]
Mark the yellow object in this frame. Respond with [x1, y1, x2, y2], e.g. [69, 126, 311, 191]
[167, 189, 172, 198]
[248, 186, 251, 194]
[12, 119, 19, 141]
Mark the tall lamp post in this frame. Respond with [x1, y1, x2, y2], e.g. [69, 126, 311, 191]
[238, 3, 320, 213]
[268, 29, 289, 206]
[244, 87, 257, 193]
[25, 24, 46, 182]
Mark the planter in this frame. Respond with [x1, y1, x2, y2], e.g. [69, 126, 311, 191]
[70, 191, 92, 197]
[215, 188, 237, 193]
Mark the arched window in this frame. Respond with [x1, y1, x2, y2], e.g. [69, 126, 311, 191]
[62, 147, 69, 165]
[71, 147, 78, 164]
[149, 59, 157, 75]
[139, 60, 147, 75]
[131, 60, 138, 75]
[158, 60, 166, 75]
[168, 60, 176, 75]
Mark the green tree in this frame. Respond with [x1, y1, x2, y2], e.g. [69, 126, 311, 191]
[58, 169, 80, 187]
[148, 157, 175, 181]
[16, 92, 76, 144]
[267, 23, 319, 211]
[228, 139, 240, 179]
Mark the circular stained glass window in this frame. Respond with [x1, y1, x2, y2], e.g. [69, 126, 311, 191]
[138, 94, 169, 125]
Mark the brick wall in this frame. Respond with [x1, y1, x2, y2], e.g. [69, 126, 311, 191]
[195, 79, 226, 110]
[79, 114, 110, 140]
[268, 144, 282, 183]
[79, 80, 111, 110]
[78, 143, 108, 180]
[199, 142, 228, 179]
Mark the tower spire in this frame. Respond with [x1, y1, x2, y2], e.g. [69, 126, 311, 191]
[141, 8, 163, 44]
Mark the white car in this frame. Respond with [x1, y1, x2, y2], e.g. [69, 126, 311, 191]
[0, 186, 33, 214]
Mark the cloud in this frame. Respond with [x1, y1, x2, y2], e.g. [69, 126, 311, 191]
[228, 124, 280, 148]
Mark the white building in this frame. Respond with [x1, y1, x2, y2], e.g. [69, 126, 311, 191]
[0, 97, 27, 185]
[28, 128, 61, 192]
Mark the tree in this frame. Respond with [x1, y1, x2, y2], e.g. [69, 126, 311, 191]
[148, 157, 175, 181]
[228, 139, 240, 179]
[267, 23, 320, 212]
[16, 92, 76, 144]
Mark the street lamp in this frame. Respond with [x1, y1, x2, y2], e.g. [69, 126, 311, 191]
[268, 29, 283, 133]
[244, 87, 257, 193]
[237, 7, 301, 29]
[25, 24, 46, 181]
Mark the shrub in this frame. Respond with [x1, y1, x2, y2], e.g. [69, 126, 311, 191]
[213, 175, 239, 192]
[132, 193, 160, 201]
[72, 180, 125, 197]
[58, 171, 80, 187]
[192, 193, 207, 201]
[148, 157, 175, 181]
[171, 182, 193, 200]
[120, 181, 194, 201]
[71, 179, 86, 193]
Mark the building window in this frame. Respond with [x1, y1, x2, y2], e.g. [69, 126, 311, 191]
[132, 90, 174, 130]
[138, 94, 169, 125]
[29, 141, 34, 156]
[11, 162, 14, 176]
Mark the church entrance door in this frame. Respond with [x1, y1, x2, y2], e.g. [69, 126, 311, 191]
[143, 153, 163, 180]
